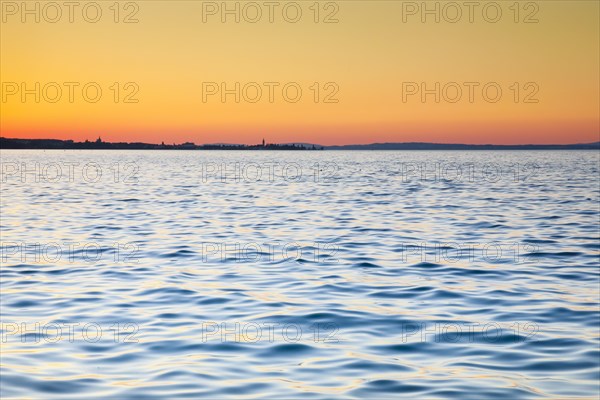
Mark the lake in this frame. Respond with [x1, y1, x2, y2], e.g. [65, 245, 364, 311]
[1, 150, 598, 399]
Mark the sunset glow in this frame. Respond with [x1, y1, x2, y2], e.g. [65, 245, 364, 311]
[1, 1, 599, 144]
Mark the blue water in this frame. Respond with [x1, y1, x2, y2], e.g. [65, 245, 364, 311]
[1, 150, 599, 399]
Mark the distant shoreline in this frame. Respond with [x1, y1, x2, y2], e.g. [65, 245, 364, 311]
[0, 137, 323, 151]
[1, 137, 598, 151]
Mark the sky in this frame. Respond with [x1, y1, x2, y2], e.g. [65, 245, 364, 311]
[1, 0, 599, 145]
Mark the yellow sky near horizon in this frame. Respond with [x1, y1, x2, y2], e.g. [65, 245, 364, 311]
[1, 0, 599, 145]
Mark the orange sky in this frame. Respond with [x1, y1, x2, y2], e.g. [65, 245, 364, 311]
[1, 1, 599, 145]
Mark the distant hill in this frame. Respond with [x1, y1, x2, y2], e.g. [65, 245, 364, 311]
[324, 142, 600, 150]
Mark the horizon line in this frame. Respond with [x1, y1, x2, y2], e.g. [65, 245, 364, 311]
[1, 136, 599, 148]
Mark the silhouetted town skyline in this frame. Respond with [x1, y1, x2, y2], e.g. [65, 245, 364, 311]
[0, 137, 324, 150]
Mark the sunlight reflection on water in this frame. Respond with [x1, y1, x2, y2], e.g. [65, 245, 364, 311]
[1, 150, 599, 399]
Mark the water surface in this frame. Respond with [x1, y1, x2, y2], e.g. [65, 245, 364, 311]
[1, 150, 599, 399]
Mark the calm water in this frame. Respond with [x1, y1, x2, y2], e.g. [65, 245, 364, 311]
[1, 150, 599, 399]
